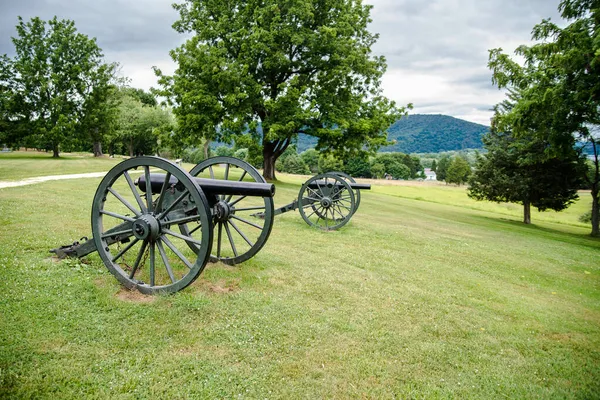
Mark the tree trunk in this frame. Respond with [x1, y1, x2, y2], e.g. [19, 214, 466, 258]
[93, 141, 103, 157]
[203, 139, 210, 159]
[263, 142, 277, 181]
[52, 142, 59, 158]
[591, 187, 599, 237]
[129, 138, 134, 157]
[523, 201, 531, 224]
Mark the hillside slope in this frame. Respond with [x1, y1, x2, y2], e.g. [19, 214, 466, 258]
[382, 114, 489, 153]
[296, 114, 489, 154]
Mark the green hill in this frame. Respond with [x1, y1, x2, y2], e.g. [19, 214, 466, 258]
[382, 114, 489, 153]
[296, 114, 489, 154]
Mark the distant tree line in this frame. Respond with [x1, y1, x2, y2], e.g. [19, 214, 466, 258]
[0, 17, 174, 158]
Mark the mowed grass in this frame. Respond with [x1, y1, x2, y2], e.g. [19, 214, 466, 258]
[0, 151, 127, 181]
[0, 157, 599, 398]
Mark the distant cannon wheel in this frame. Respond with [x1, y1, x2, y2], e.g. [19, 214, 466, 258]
[183, 156, 275, 265]
[330, 171, 361, 214]
[91, 157, 213, 295]
[298, 173, 356, 230]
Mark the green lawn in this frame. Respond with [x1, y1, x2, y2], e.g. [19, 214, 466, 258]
[0, 157, 598, 398]
[0, 151, 128, 180]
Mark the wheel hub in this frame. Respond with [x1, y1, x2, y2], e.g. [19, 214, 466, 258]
[320, 197, 333, 208]
[214, 200, 233, 222]
[132, 214, 161, 241]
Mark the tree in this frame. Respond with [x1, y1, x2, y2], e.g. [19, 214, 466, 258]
[488, 0, 600, 236]
[468, 120, 583, 224]
[446, 156, 471, 186]
[431, 159, 437, 172]
[300, 149, 319, 173]
[1, 17, 114, 157]
[436, 155, 451, 182]
[158, 0, 409, 180]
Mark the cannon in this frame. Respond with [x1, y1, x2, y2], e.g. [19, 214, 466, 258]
[253, 171, 370, 230]
[51, 156, 275, 294]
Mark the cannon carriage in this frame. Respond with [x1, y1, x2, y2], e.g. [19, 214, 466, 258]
[51, 155, 369, 294]
[52, 156, 275, 294]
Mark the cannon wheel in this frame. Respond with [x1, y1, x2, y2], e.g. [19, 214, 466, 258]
[298, 173, 356, 230]
[91, 157, 213, 295]
[330, 171, 361, 214]
[183, 156, 274, 265]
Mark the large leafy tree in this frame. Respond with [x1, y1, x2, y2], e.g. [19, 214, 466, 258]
[488, 0, 600, 236]
[157, 0, 409, 180]
[469, 106, 583, 224]
[446, 156, 471, 186]
[0, 17, 114, 157]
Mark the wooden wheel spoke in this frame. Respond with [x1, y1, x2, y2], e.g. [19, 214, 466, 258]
[188, 223, 202, 235]
[157, 239, 176, 284]
[229, 195, 247, 207]
[163, 228, 203, 246]
[124, 171, 147, 213]
[224, 222, 238, 257]
[144, 166, 153, 213]
[108, 188, 141, 217]
[231, 215, 263, 229]
[101, 228, 133, 239]
[149, 242, 155, 286]
[217, 222, 223, 258]
[233, 205, 266, 212]
[161, 236, 193, 270]
[111, 238, 140, 262]
[154, 171, 172, 212]
[229, 219, 254, 247]
[101, 210, 135, 222]
[129, 241, 148, 279]
[165, 214, 201, 225]
[157, 189, 189, 220]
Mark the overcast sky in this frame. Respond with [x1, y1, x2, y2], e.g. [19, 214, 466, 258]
[0, 0, 562, 126]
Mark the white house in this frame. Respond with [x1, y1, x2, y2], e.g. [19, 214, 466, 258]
[424, 168, 437, 181]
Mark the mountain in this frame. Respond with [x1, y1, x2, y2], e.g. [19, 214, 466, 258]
[295, 114, 489, 154]
[382, 114, 489, 153]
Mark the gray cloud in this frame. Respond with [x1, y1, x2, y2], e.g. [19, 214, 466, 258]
[0, 0, 567, 125]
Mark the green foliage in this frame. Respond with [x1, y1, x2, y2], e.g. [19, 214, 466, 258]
[468, 126, 583, 223]
[343, 155, 372, 178]
[488, 0, 600, 235]
[370, 162, 385, 179]
[436, 155, 451, 182]
[318, 154, 343, 174]
[300, 149, 319, 173]
[431, 159, 437, 172]
[446, 156, 471, 186]
[376, 153, 421, 179]
[233, 148, 248, 162]
[215, 146, 235, 157]
[1, 17, 115, 157]
[182, 147, 206, 164]
[277, 153, 310, 175]
[109, 91, 173, 157]
[234, 134, 263, 169]
[158, 0, 408, 179]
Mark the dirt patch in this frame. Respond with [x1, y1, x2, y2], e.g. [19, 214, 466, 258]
[115, 288, 156, 303]
[200, 278, 240, 294]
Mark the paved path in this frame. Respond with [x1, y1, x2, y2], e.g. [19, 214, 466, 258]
[0, 172, 108, 189]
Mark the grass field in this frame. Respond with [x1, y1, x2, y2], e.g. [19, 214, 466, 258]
[0, 153, 599, 398]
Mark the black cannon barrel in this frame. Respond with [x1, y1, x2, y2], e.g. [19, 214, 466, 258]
[136, 174, 275, 198]
[307, 180, 371, 191]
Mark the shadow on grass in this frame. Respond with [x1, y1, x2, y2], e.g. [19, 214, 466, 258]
[469, 214, 600, 250]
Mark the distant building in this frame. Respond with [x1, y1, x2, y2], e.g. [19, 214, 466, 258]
[424, 168, 437, 181]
